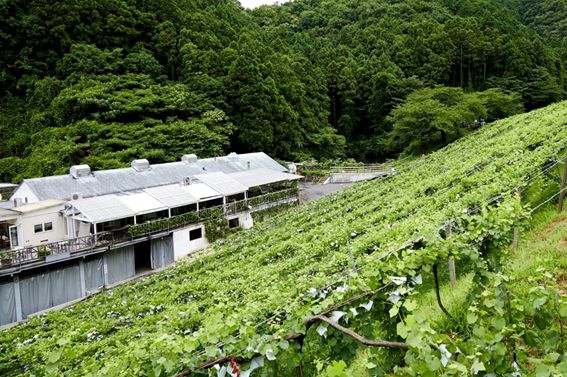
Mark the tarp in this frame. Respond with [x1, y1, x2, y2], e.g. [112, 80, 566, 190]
[151, 236, 174, 270]
[85, 257, 104, 292]
[19, 265, 81, 318]
[0, 282, 16, 326]
[105, 246, 135, 285]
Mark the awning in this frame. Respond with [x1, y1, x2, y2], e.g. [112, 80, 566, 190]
[182, 183, 222, 201]
[229, 168, 301, 188]
[193, 172, 247, 196]
[144, 184, 199, 208]
[116, 191, 167, 215]
[70, 195, 136, 223]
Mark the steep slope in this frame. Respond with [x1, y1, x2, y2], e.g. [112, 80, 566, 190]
[1, 102, 566, 375]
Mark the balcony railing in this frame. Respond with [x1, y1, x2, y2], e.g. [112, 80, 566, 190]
[0, 188, 299, 271]
[0, 232, 113, 270]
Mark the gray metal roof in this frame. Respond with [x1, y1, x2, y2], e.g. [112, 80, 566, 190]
[229, 168, 301, 188]
[193, 172, 247, 196]
[14, 152, 286, 201]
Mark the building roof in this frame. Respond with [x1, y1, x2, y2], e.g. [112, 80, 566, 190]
[0, 208, 18, 220]
[182, 183, 222, 201]
[70, 195, 137, 223]
[115, 192, 167, 216]
[70, 183, 223, 223]
[143, 185, 199, 208]
[193, 172, 247, 196]
[13, 199, 64, 214]
[13, 152, 286, 201]
[229, 168, 301, 188]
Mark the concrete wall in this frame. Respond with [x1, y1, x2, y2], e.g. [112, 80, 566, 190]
[173, 224, 209, 260]
[228, 212, 254, 230]
[19, 209, 66, 247]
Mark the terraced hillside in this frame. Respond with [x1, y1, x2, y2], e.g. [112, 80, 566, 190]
[1, 102, 567, 376]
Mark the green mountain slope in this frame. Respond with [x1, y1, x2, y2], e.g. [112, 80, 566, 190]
[0, 0, 565, 181]
[1, 102, 566, 376]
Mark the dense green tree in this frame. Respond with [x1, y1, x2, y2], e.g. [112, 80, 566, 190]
[0, 0, 565, 182]
[387, 86, 520, 154]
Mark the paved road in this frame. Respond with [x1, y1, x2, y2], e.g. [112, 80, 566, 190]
[299, 182, 354, 202]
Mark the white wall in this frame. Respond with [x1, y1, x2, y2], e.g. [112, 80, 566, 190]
[228, 212, 253, 230]
[19, 209, 66, 247]
[10, 183, 40, 204]
[173, 224, 209, 260]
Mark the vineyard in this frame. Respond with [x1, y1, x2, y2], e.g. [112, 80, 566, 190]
[1, 102, 567, 376]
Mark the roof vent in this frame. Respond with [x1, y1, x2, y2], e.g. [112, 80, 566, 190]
[70, 164, 91, 179]
[71, 193, 82, 201]
[228, 152, 238, 159]
[181, 154, 198, 163]
[131, 159, 150, 172]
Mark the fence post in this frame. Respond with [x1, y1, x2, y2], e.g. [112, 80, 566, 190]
[558, 155, 567, 213]
[446, 221, 456, 289]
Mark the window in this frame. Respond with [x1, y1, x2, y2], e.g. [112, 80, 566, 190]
[228, 218, 240, 229]
[189, 228, 202, 241]
[44, 222, 53, 231]
[34, 224, 43, 233]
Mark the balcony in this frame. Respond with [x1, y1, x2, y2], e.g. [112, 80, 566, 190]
[0, 188, 299, 273]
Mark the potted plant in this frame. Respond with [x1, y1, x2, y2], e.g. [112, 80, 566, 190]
[37, 246, 51, 257]
[1, 252, 12, 266]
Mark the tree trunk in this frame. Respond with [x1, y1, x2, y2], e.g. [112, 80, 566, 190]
[440, 130, 447, 144]
[460, 46, 464, 88]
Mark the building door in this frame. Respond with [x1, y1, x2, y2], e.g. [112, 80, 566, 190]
[9, 225, 19, 248]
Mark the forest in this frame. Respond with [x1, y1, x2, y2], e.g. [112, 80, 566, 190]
[0, 0, 565, 182]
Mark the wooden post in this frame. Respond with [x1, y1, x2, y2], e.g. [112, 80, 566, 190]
[445, 221, 456, 289]
[558, 156, 567, 213]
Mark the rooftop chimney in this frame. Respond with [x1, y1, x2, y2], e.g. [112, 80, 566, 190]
[70, 164, 91, 179]
[131, 159, 150, 172]
[181, 154, 198, 163]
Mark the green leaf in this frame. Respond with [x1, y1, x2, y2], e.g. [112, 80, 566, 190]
[466, 312, 478, 324]
[491, 316, 505, 330]
[404, 300, 417, 312]
[47, 350, 62, 364]
[535, 364, 551, 377]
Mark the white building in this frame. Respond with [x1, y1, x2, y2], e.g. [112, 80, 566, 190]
[0, 152, 300, 326]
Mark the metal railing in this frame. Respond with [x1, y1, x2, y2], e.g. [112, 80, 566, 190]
[328, 165, 393, 174]
[0, 232, 112, 269]
[0, 189, 300, 271]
